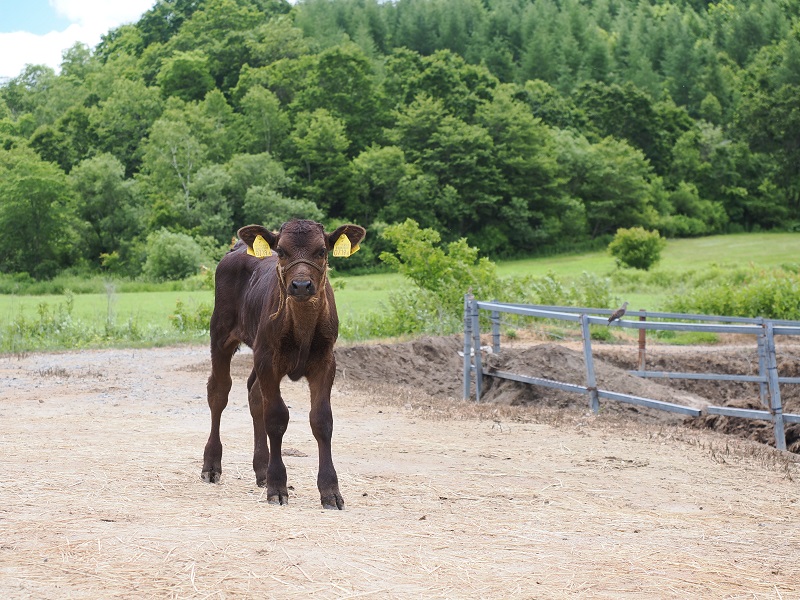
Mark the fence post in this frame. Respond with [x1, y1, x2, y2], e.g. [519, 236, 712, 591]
[757, 319, 769, 409]
[765, 322, 786, 451]
[471, 298, 483, 402]
[463, 294, 473, 401]
[580, 313, 599, 413]
[638, 310, 647, 372]
[491, 301, 501, 354]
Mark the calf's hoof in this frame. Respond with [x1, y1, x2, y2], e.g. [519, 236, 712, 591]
[267, 486, 289, 505]
[201, 470, 221, 483]
[321, 491, 345, 510]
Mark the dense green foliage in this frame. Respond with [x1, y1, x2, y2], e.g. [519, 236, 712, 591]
[3, 234, 800, 351]
[663, 267, 800, 320]
[380, 219, 503, 312]
[608, 226, 666, 270]
[340, 218, 616, 338]
[2, 0, 800, 282]
[142, 229, 206, 281]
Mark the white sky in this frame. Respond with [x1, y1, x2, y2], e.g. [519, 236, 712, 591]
[0, 0, 158, 80]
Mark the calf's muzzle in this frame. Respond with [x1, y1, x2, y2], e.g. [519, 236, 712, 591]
[282, 257, 324, 300]
[289, 279, 315, 297]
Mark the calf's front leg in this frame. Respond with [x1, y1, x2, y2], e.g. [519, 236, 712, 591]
[259, 371, 290, 505]
[308, 360, 344, 510]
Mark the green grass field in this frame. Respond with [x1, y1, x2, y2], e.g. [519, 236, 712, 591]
[332, 271, 400, 318]
[493, 231, 800, 311]
[0, 290, 214, 326]
[1, 232, 798, 351]
[496, 231, 800, 278]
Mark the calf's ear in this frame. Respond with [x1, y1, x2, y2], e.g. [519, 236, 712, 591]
[237, 225, 279, 258]
[326, 224, 366, 257]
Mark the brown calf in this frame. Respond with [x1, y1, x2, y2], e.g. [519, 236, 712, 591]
[201, 219, 366, 509]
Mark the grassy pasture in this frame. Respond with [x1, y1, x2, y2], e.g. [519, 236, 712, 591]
[495, 232, 800, 311]
[331, 271, 401, 318]
[1, 232, 798, 352]
[0, 290, 213, 326]
[0, 290, 215, 352]
[495, 232, 800, 279]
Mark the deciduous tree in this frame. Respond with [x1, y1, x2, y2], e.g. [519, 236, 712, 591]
[0, 147, 77, 278]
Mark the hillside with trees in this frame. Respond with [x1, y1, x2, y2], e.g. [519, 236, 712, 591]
[1, 0, 799, 280]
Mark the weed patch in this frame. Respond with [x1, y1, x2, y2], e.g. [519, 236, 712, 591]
[0, 291, 206, 353]
[664, 267, 800, 320]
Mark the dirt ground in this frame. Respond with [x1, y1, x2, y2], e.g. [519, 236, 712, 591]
[338, 335, 800, 449]
[1, 340, 800, 599]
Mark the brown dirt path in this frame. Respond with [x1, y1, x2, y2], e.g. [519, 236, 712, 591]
[1, 345, 799, 599]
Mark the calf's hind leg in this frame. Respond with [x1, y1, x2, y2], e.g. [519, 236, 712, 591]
[201, 338, 237, 483]
[247, 369, 270, 487]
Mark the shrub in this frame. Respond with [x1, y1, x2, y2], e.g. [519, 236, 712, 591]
[342, 219, 616, 339]
[664, 267, 800, 320]
[0, 271, 36, 294]
[143, 229, 205, 282]
[169, 298, 213, 333]
[527, 272, 570, 305]
[100, 251, 124, 275]
[526, 271, 613, 308]
[571, 272, 614, 308]
[379, 219, 503, 318]
[340, 219, 505, 338]
[590, 324, 614, 341]
[608, 227, 666, 270]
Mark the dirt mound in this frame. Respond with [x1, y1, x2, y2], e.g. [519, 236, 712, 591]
[594, 345, 800, 410]
[335, 338, 707, 425]
[335, 336, 464, 399]
[594, 345, 800, 451]
[481, 343, 706, 422]
[335, 336, 800, 451]
[690, 397, 800, 453]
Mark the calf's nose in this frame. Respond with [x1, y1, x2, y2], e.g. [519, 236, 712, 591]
[290, 279, 315, 297]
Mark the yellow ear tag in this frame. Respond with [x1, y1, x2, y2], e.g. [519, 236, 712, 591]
[247, 234, 272, 258]
[332, 234, 351, 258]
[349, 244, 360, 256]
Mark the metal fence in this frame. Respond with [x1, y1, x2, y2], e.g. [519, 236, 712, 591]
[462, 296, 800, 451]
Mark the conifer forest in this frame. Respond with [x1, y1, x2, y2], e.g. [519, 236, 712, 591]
[1, 0, 799, 280]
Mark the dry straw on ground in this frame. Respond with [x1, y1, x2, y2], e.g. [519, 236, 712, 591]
[1, 343, 798, 599]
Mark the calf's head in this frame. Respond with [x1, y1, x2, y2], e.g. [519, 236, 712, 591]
[238, 220, 366, 301]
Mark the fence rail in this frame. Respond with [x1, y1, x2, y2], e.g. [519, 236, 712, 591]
[463, 297, 800, 451]
[475, 366, 702, 416]
[494, 303, 800, 327]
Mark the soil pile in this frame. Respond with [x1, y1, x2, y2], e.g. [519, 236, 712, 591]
[335, 336, 464, 399]
[594, 344, 800, 452]
[336, 338, 707, 424]
[335, 337, 800, 451]
[481, 343, 706, 421]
